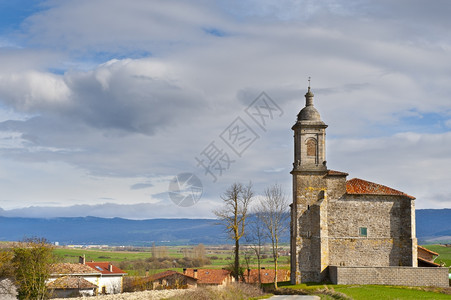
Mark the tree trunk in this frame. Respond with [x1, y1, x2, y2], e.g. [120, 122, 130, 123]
[257, 253, 261, 285]
[274, 256, 278, 289]
[234, 238, 240, 282]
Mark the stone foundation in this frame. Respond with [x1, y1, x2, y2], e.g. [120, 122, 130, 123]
[329, 266, 449, 287]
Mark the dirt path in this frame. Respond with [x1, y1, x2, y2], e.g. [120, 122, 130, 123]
[52, 289, 188, 300]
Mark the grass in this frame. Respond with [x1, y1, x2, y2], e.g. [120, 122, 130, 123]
[276, 282, 451, 300]
[54, 248, 154, 262]
[334, 285, 451, 299]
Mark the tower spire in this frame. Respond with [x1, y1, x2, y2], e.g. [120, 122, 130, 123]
[305, 77, 314, 106]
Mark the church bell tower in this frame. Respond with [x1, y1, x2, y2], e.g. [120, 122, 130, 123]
[290, 84, 329, 283]
[292, 86, 327, 171]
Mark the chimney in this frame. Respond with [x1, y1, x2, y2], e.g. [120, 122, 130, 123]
[193, 269, 198, 279]
[182, 268, 187, 275]
[108, 264, 113, 272]
[79, 255, 85, 265]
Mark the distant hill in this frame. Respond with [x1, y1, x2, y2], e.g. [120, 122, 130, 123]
[0, 216, 227, 246]
[416, 209, 451, 244]
[0, 209, 449, 245]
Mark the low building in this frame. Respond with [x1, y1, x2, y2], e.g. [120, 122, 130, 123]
[48, 276, 97, 298]
[183, 268, 234, 286]
[146, 270, 197, 289]
[84, 260, 127, 294]
[417, 246, 441, 267]
[48, 263, 102, 297]
[49, 257, 127, 296]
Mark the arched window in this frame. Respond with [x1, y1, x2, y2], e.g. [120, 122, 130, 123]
[306, 138, 317, 157]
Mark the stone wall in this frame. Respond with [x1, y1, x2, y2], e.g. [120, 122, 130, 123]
[329, 266, 449, 287]
[327, 194, 416, 267]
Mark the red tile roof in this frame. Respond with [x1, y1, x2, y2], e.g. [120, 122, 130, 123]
[184, 269, 231, 285]
[417, 246, 439, 256]
[418, 257, 441, 267]
[346, 178, 415, 199]
[51, 263, 100, 275]
[243, 269, 290, 284]
[148, 270, 197, 282]
[47, 276, 97, 289]
[85, 262, 127, 275]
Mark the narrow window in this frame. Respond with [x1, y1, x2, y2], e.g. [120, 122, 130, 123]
[359, 227, 368, 237]
[306, 139, 317, 157]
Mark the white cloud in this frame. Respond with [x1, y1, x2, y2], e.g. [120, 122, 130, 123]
[0, 1, 450, 217]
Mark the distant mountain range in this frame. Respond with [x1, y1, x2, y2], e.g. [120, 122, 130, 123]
[0, 209, 450, 246]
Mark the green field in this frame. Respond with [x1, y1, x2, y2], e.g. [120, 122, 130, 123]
[55, 248, 154, 262]
[53, 245, 291, 270]
[276, 282, 451, 300]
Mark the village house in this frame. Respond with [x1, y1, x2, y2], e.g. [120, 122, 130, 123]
[48, 276, 98, 298]
[145, 270, 198, 289]
[290, 86, 449, 287]
[183, 268, 234, 286]
[48, 256, 126, 297]
[417, 246, 441, 267]
[48, 263, 101, 297]
[83, 257, 127, 294]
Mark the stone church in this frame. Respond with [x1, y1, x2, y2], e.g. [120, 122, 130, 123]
[290, 87, 448, 287]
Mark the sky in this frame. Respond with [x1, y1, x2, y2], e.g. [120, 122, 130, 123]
[0, 0, 450, 219]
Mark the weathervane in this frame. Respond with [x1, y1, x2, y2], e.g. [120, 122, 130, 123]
[308, 76, 311, 88]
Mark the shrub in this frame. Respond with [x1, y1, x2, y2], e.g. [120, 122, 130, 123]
[167, 283, 265, 300]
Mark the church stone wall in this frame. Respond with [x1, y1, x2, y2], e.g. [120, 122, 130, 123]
[329, 266, 449, 287]
[327, 195, 416, 267]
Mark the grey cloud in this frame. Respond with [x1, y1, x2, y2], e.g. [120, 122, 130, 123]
[130, 182, 154, 190]
[21, 0, 227, 55]
[0, 201, 217, 219]
[0, 58, 206, 136]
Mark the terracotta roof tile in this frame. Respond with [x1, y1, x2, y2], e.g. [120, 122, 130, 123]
[85, 262, 127, 275]
[346, 178, 415, 199]
[51, 263, 100, 275]
[243, 269, 290, 284]
[184, 269, 231, 284]
[418, 257, 441, 267]
[417, 245, 439, 256]
[148, 270, 197, 282]
[47, 276, 97, 289]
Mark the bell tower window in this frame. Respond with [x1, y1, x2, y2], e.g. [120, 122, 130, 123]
[306, 138, 317, 157]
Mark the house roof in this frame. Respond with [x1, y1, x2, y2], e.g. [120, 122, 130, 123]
[184, 269, 231, 284]
[244, 269, 290, 284]
[85, 262, 127, 275]
[327, 170, 349, 176]
[418, 245, 439, 256]
[148, 270, 197, 282]
[51, 263, 101, 275]
[346, 178, 415, 199]
[418, 257, 441, 267]
[47, 276, 98, 289]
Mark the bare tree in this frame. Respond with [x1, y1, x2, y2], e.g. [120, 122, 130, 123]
[245, 212, 266, 284]
[257, 184, 289, 289]
[214, 182, 254, 281]
[193, 244, 206, 260]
